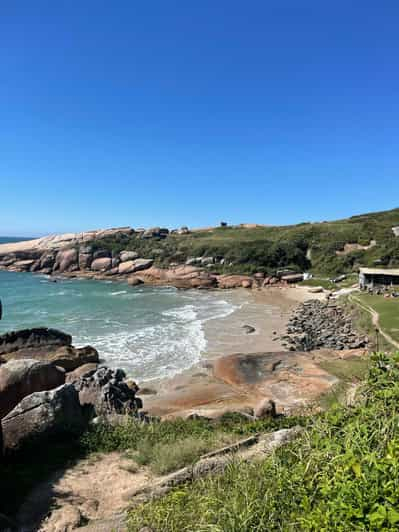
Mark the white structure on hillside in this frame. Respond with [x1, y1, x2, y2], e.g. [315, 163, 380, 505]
[392, 226, 399, 237]
[359, 268, 399, 289]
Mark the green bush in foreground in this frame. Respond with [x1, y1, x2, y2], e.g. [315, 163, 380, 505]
[80, 414, 301, 475]
[128, 353, 399, 531]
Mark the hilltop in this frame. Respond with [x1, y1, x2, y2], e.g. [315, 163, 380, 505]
[0, 207, 398, 279]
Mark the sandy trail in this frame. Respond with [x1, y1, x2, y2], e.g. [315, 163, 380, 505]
[17, 452, 153, 532]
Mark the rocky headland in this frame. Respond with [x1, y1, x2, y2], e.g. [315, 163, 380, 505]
[0, 227, 300, 290]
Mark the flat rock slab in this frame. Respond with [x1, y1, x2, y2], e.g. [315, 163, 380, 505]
[143, 349, 367, 418]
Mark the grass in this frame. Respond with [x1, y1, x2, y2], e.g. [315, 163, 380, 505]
[0, 413, 301, 520]
[355, 294, 399, 344]
[318, 355, 371, 409]
[92, 207, 399, 276]
[341, 295, 393, 352]
[127, 352, 399, 531]
[80, 413, 302, 475]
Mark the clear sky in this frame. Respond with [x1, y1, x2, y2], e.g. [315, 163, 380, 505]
[1, 1, 398, 236]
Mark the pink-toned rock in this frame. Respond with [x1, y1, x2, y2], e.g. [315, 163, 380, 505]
[118, 258, 153, 274]
[91, 257, 112, 271]
[10, 259, 35, 272]
[120, 251, 139, 262]
[0, 359, 65, 419]
[54, 249, 78, 273]
[127, 276, 144, 286]
[65, 363, 98, 383]
[217, 275, 253, 289]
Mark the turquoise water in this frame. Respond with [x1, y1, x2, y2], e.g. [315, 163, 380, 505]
[0, 270, 237, 380]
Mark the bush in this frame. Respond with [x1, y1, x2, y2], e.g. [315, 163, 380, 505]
[128, 353, 399, 531]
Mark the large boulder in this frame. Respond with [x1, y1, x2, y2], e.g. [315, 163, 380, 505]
[42, 345, 99, 371]
[0, 328, 72, 357]
[78, 245, 93, 269]
[10, 259, 35, 272]
[120, 250, 139, 262]
[92, 249, 111, 260]
[90, 257, 112, 271]
[118, 258, 153, 274]
[38, 251, 56, 270]
[0, 359, 65, 419]
[54, 248, 78, 273]
[1, 384, 86, 453]
[217, 275, 253, 289]
[65, 363, 98, 384]
[75, 367, 142, 416]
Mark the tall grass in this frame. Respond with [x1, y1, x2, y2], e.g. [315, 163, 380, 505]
[128, 353, 399, 531]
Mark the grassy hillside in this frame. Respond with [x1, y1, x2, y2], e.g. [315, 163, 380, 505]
[93, 208, 399, 276]
[128, 352, 399, 531]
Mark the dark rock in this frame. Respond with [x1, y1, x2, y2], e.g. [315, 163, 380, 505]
[242, 325, 256, 334]
[75, 367, 142, 416]
[0, 328, 72, 356]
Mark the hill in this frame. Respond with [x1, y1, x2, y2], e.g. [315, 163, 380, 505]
[92, 207, 399, 276]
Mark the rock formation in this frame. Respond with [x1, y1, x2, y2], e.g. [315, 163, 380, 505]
[281, 300, 368, 351]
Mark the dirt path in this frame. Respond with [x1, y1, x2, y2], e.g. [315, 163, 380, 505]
[17, 452, 153, 532]
[349, 295, 399, 350]
[16, 427, 301, 532]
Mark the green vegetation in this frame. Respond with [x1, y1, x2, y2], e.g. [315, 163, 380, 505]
[81, 413, 301, 476]
[0, 413, 301, 518]
[341, 295, 393, 352]
[128, 353, 399, 531]
[93, 208, 399, 276]
[354, 294, 399, 345]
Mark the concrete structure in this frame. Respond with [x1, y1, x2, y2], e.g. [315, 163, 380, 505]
[392, 226, 399, 237]
[359, 268, 399, 289]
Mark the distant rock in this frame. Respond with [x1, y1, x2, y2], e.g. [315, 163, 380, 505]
[217, 275, 253, 289]
[242, 325, 256, 334]
[91, 257, 112, 271]
[127, 276, 144, 286]
[118, 258, 153, 274]
[120, 250, 139, 262]
[54, 248, 78, 273]
[0, 359, 65, 419]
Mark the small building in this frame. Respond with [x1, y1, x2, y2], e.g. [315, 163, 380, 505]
[392, 226, 399, 237]
[359, 267, 399, 289]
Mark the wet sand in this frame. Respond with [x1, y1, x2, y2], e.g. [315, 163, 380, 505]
[141, 285, 338, 418]
[203, 285, 326, 358]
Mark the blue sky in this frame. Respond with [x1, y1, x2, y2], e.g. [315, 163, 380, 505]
[1, 1, 398, 236]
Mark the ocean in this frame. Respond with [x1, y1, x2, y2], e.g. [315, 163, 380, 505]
[0, 263, 238, 381]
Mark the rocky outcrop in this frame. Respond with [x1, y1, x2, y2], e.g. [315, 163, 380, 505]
[118, 258, 154, 274]
[0, 328, 72, 357]
[65, 363, 98, 383]
[217, 274, 253, 289]
[75, 367, 142, 416]
[54, 248, 79, 273]
[0, 328, 99, 373]
[1, 384, 86, 453]
[91, 257, 112, 271]
[41, 345, 99, 371]
[0, 359, 65, 419]
[78, 246, 93, 269]
[120, 251, 139, 262]
[282, 300, 368, 351]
